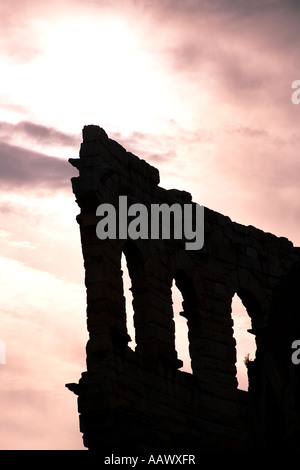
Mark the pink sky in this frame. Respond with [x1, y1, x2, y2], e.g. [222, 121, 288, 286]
[1, 0, 300, 449]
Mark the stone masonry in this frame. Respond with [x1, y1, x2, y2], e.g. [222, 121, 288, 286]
[66, 125, 300, 450]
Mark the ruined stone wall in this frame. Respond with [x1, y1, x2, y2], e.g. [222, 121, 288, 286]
[67, 125, 300, 451]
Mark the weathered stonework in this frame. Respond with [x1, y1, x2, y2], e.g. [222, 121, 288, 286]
[67, 125, 300, 450]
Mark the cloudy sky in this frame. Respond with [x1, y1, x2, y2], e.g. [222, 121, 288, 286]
[1, 0, 300, 449]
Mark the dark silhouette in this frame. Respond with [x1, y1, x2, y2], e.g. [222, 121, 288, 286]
[66, 125, 300, 451]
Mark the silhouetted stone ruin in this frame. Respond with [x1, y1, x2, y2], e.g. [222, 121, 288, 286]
[67, 125, 300, 451]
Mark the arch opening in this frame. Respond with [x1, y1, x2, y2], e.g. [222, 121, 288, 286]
[172, 269, 197, 374]
[121, 242, 148, 353]
[171, 280, 192, 373]
[121, 252, 136, 351]
[231, 292, 257, 390]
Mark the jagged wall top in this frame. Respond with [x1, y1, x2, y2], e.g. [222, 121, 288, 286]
[69, 125, 195, 208]
[71, 124, 160, 185]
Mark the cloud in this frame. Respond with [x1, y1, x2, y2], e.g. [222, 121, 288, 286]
[0, 390, 84, 450]
[139, 0, 300, 112]
[0, 140, 75, 192]
[0, 120, 80, 193]
[0, 121, 79, 147]
[110, 122, 211, 166]
[0, 256, 87, 449]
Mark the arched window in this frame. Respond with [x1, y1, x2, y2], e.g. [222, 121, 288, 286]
[121, 252, 135, 351]
[172, 269, 198, 373]
[171, 281, 192, 372]
[121, 242, 149, 354]
[231, 292, 257, 390]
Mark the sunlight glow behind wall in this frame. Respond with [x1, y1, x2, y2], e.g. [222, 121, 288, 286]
[1, 0, 300, 450]
[17, 14, 179, 134]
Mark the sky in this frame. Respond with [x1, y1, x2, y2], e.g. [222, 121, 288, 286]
[1, 0, 300, 450]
